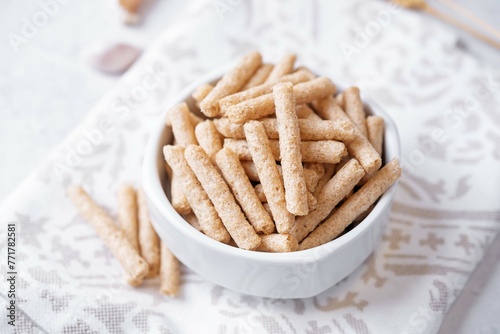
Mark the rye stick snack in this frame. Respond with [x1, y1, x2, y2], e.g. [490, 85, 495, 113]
[336, 92, 345, 109]
[184, 145, 261, 250]
[264, 53, 296, 84]
[240, 162, 275, 183]
[219, 70, 312, 111]
[226, 77, 336, 123]
[314, 164, 337, 196]
[137, 188, 161, 278]
[359, 116, 386, 184]
[165, 111, 203, 128]
[313, 96, 381, 174]
[366, 115, 385, 155]
[296, 104, 317, 119]
[214, 117, 354, 142]
[289, 159, 365, 242]
[299, 159, 401, 250]
[244, 121, 294, 233]
[117, 185, 139, 252]
[163, 145, 231, 243]
[169, 102, 198, 147]
[344, 87, 367, 137]
[216, 148, 275, 234]
[195, 120, 223, 162]
[257, 234, 299, 253]
[165, 164, 191, 215]
[307, 192, 318, 211]
[241, 161, 260, 182]
[254, 184, 267, 202]
[243, 63, 274, 89]
[303, 168, 320, 193]
[159, 242, 181, 297]
[168, 102, 199, 213]
[224, 138, 347, 164]
[200, 51, 262, 117]
[296, 65, 317, 77]
[183, 212, 202, 232]
[274, 82, 308, 215]
[192, 83, 214, 107]
[304, 108, 325, 121]
[257, 182, 317, 211]
[68, 186, 149, 284]
[263, 203, 273, 218]
[242, 162, 317, 186]
[304, 162, 325, 181]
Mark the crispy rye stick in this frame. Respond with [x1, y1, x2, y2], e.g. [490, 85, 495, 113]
[359, 116, 385, 184]
[184, 145, 261, 250]
[366, 115, 384, 156]
[226, 77, 336, 123]
[163, 145, 231, 243]
[213, 118, 354, 142]
[244, 121, 294, 234]
[200, 51, 262, 117]
[274, 82, 308, 216]
[304, 162, 325, 182]
[264, 53, 296, 84]
[219, 70, 312, 112]
[312, 96, 381, 175]
[344, 87, 367, 137]
[243, 64, 274, 89]
[289, 159, 365, 242]
[299, 159, 401, 250]
[243, 162, 316, 185]
[165, 164, 191, 215]
[257, 234, 299, 253]
[254, 184, 267, 202]
[216, 148, 274, 234]
[159, 242, 181, 297]
[117, 185, 139, 252]
[195, 120, 223, 162]
[168, 102, 198, 214]
[68, 186, 149, 284]
[192, 83, 213, 108]
[137, 188, 161, 278]
[224, 138, 347, 164]
[314, 163, 336, 196]
[169, 102, 198, 147]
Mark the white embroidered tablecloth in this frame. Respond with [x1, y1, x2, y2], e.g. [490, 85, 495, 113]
[1, 1, 499, 333]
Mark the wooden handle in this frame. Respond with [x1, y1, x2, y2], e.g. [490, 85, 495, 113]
[423, 4, 500, 49]
[438, 0, 500, 40]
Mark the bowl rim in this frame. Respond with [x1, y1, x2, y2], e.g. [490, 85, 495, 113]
[142, 64, 401, 264]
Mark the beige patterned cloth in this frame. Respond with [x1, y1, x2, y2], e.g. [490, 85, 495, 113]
[1, 1, 500, 333]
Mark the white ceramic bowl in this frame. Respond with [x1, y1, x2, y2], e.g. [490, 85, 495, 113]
[142, 67, 401, 299]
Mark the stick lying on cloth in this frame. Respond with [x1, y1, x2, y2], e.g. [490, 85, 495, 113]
[68, 185, 181, 296]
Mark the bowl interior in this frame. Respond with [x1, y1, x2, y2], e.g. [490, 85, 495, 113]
[143, 68, 401, 264]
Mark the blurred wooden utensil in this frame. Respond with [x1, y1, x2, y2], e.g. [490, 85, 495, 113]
[392, 0, 500, 49]
[120, 0, 143, 25]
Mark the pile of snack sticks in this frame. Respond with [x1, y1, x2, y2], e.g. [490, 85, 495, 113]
[164, 51, 401, 252]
